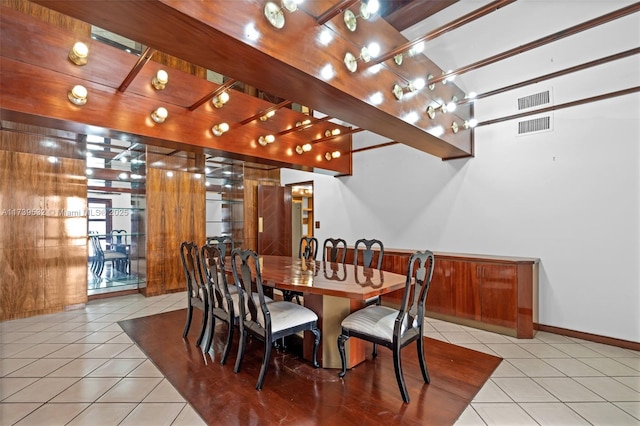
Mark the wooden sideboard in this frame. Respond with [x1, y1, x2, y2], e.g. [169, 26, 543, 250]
[342, 248, 539, 338]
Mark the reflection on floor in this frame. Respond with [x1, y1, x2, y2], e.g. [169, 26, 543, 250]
[87, 262, 145, 296]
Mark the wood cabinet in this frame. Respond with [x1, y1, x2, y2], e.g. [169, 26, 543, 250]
[425, 253, 538, 338]
[343, 247, 539, 339]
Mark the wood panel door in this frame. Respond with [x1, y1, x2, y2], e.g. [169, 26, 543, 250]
[257, 185, 291, 256]
[478, 262, 518, 328]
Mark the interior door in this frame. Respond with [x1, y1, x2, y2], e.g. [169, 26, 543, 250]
[257, 185, 292, 256]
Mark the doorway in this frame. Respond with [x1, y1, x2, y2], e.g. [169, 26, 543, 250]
[290, 182, 314, 257]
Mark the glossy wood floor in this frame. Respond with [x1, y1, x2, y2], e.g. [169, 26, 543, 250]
[119, 309, 502, 425]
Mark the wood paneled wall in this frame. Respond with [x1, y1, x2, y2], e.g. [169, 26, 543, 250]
[1, 0, 91, 35]
[0, 127, 87, 320]
[144, 160, 205, 297]
[243, 167, 279, 251]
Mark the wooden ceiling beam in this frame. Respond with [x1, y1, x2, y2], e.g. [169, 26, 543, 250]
[30, 0, 472, 160]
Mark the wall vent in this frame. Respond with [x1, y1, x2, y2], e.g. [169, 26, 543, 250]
[518, 90, 551, 110]
[517, 116, 552, 135]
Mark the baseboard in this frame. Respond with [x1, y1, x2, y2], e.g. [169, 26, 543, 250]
[88, 288, 139, 301]
[535, 323, 640, 351]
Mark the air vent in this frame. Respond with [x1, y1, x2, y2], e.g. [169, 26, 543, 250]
[518, 90, 551, 110]
[517, 116, 552, 135]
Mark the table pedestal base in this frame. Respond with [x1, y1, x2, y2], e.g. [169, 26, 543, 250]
[303, 294, 368, 369]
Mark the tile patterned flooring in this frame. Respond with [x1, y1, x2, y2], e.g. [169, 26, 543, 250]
[1, 292, 638, 425]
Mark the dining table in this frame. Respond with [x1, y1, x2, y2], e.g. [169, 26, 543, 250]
[241, 255, 408, 369]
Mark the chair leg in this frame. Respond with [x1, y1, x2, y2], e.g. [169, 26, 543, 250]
[337, 334, 348, 377]
[256, 339, 272, 390]
[310, 327, 321, 368]
[182, 304, 193, 338]
[417, 335, 430, 384]
[204, 310, 215, 354]
[202, 311, 214, 351]
[393, 346, 410, 403]
[221, 319, 234, 365]
[195, 306, 208, 347]
[233, 327, 246, 373]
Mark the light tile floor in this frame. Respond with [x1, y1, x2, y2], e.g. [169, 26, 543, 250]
[1, 293, 638, 425]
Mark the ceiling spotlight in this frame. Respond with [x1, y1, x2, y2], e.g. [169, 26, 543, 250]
[264, 0, 303, 29]
[258, 135, 276, 146]
[343, 1, 376, 32]
[68, 41, 88, 66]
[426, 74, 436, 90]
[151, 69, 168, 90]
[212, 122, 230, 136]
[67, 85, 88, 106]
[392, 78, 425, 101]
[151, 107, 168, 123]
[259, 110, 276, 121]
[393, 42, 425, 65]
[295, 143, 312, 154]
[296, 119, 312, 127]
[324, 128, 341, 137]
[344, 46, 373, 73]
[452, 119, 478, 133]
[324, 151, 341, 161]
[212, 91, 230, 108]
[426, 98, 457, 119]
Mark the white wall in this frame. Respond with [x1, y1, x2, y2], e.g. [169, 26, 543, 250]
[282, 0, 640, 344]
[282, 90, 640, 343]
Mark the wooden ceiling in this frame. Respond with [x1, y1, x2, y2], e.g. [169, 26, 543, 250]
[11, 0, 473, 166]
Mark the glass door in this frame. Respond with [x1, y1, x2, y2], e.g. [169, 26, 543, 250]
[86, 135, 146, 296]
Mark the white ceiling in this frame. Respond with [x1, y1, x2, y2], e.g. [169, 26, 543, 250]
[401, 0, 639, 96]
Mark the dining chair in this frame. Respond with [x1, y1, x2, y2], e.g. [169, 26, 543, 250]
[298, 236, 318, 260]
[337, 250, 435, 403]
[206, 235, 234, 257]
[231, 248, 321, 390]
[283, 236, 319, 304]
[200, 243, 238, 363]
[354, 238, 384, 308]
[354, 238, 384, 269]
[179, 241, 208, 348]
[322, 237, 347, 263]
[89, 232, 128, 276]
[110, 229, 128, 253]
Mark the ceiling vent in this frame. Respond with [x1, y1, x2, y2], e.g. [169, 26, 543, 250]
[518, 90, 551, 110]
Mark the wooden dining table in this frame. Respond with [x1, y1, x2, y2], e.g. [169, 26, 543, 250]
[246, 255, 408, 369]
